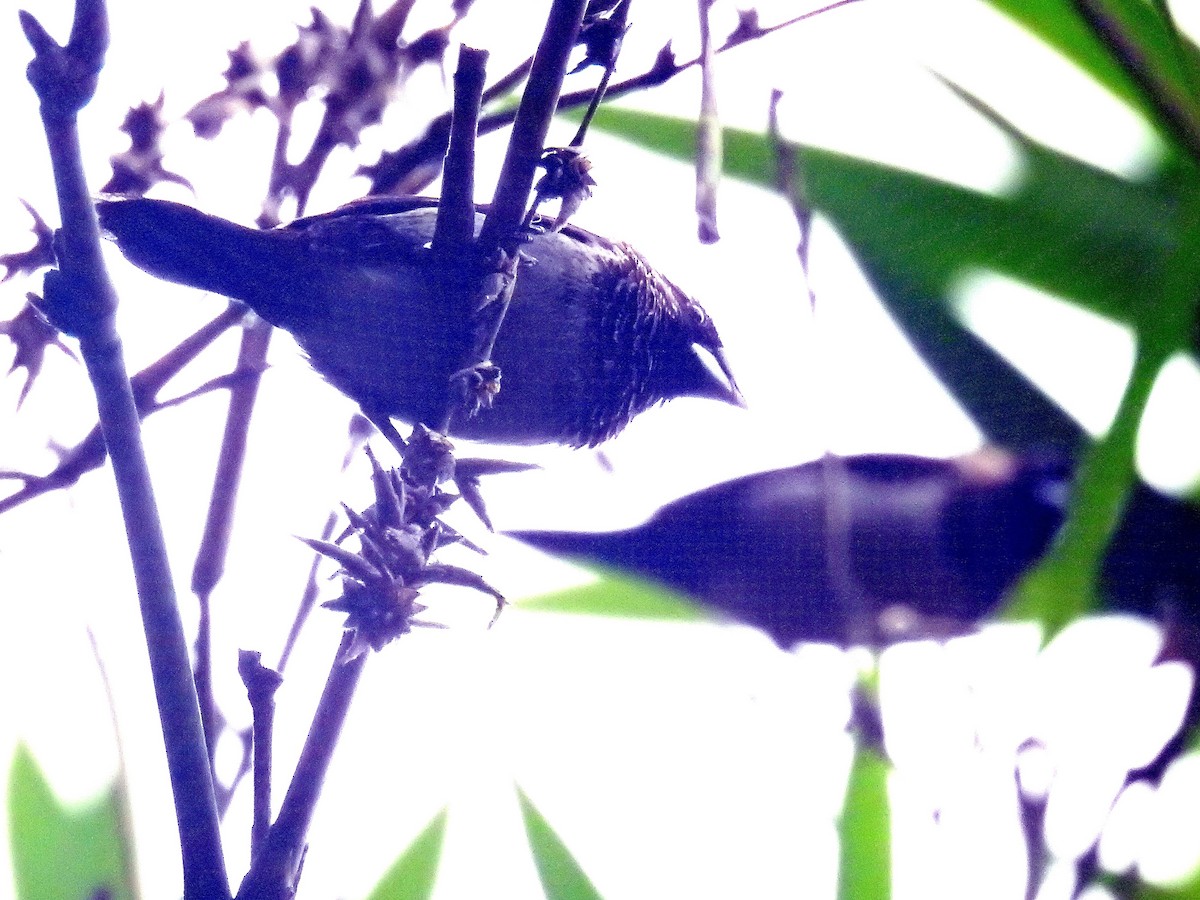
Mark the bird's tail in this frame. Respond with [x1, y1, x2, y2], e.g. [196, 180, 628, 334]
[97, 199, 307, 323]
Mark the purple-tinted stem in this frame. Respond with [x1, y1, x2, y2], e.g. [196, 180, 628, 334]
[433, 45, 488, 256]
[238, 650, 283, 863]
[478, 0, 588, 251]
[236, 633, 367, 900]
[191, 318, 273, 763]
[20, 3, 231, 896]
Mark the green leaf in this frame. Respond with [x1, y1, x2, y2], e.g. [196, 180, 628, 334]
[1134, 853, 1200, 900]
[838, 745, 891, 900]
[586, 105, 1157, 449]
[362, 807, 448, 900]
[517, 787, 603, 900]
[982, 0, 1200, 156]
[516, 569, 707, 623]
[8, 743, 135, 900]
[1006, 181, 1200, 632]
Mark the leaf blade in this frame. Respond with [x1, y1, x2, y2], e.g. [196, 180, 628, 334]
[362, 807, 449, 900]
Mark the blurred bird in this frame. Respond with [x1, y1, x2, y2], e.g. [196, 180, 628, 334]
[96, 196, 742, 447]
[510, 451, 1200, 648]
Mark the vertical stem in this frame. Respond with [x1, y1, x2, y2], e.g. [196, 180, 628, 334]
[191, 318, 274, 767]
[695, 0, 721, 243]
[21, 3, 231, 889]
[478, 0, 588, 252]
[238, 651, 283, 864]
[434, 46, 488, 256]
[237, 633, 367, 900]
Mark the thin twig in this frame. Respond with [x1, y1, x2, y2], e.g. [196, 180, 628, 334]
[767, 90, 815, 308]
[568, 0, 630, 147]
[238, 651, 283, 863]
[277, 415, 371, 672]
[433, 45, 488, 256]
[236, 633, 368, 900]
[0, 304, 245, 514]
[192, 317, 273, 766]
[695, 0, 720, 243]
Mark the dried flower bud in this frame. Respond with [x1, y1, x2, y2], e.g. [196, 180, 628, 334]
[403, 423, 456, 487]
[450, 361, 502, 418]
[572, 0, 629, 72]
[0, 201, 55, 281]
[103, 94, 192, 197]
[1, 296, 78, 407]
[187, 43, 272, 139]
[533, 147, 596, 230]
[314, 439, 504, 655]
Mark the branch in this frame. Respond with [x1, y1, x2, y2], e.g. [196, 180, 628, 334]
[478, 0, 588, 251]
[19, 3, 230, 897]
[191, 317, 274, 768]
[0, 304, 245, 515]
[432, 45, 488, 256]
[236, 634, 367, 900]
[364, 2, 860, 196]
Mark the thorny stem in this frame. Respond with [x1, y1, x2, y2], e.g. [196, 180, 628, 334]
[20, 3, 231, 898]
[236, 633, 368, 900]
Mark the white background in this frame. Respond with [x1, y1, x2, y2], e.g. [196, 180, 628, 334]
[1, 1, 1200, 898]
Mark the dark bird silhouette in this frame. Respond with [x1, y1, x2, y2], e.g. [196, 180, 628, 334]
[96, 196, 742, 447]
[510, 451, 1200, 649]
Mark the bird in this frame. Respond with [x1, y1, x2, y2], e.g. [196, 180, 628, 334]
[96, 196, 743, 448]
[510, 450, 1200, 649]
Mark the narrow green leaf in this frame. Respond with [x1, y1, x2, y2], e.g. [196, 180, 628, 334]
[8, 743, 135, 900]
[362, 807, 448, 900]
[838, 745, 891, 900]
[517, 786, 603, 900]
[517, 569, 707, 623]
[586, 106, 1142, 448]
[982, 0, 1200, 156]
[589, 107, 1175, 325]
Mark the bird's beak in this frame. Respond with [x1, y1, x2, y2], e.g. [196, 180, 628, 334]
[703, 344, 746, 408]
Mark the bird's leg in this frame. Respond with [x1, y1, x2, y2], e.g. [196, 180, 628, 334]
[361, 405, 409, 456]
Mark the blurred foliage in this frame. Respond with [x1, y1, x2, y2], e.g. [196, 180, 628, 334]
[517, 786, 604, 900]
[7, 743, 134, 900]
[516, 567, 708, 622]
[362, 807, 448, 900]
[838, 745, 891, 900]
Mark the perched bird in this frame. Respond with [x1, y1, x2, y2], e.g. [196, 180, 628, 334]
[511, 451, 1200, 648]
[96, 196, 742, 447]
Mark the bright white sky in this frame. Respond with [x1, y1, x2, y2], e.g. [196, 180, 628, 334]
[1, 1, 1199, 898]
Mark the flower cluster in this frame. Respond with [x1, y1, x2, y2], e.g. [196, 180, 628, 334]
[308, 426, 504, 661]
[101, 93, 192, 197]
[186, 0, 455, 146]
[531, 146, 596, 231]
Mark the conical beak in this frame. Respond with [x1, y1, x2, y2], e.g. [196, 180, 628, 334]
[708, 344, 747, 408]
